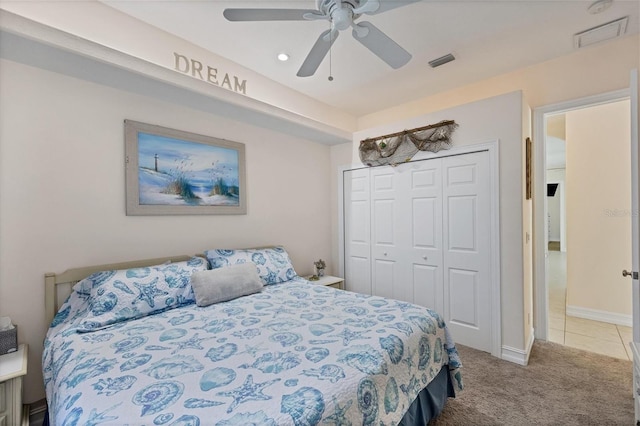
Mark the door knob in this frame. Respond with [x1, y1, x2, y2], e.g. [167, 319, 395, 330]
[383, 252, 388, 256]
[422, 256, 428, 260]
[622, 269, 638, 279]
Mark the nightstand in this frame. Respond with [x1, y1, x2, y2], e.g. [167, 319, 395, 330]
[305, 275, 344, 290]
[0, 344, 28, 426]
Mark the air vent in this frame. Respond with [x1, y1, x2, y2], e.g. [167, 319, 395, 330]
[429, 53, 456, 68]
[574, 16, 628, 48]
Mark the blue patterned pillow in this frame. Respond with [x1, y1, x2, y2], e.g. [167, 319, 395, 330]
[74, 257, 208, 331]
[204, 246, 298, 285]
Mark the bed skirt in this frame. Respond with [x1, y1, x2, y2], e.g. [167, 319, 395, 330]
[399, 365, 456, 425]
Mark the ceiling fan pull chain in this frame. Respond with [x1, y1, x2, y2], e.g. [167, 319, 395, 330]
[328, 19, 334, 81]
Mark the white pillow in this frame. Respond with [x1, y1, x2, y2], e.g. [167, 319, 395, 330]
[190, 263, 263, 307]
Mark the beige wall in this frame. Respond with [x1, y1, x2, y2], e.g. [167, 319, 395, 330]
[0, 59, 334, 403]
[547, 115, 566, 141]
[565, 100, 632, 318]
[522, 100, 534, 349]
[357, 35, 639, 131]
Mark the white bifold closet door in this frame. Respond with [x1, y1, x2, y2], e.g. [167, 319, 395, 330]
[343, 168, 373, 296]
[441, 152, 491, 351]
[343, 150, 492, 352]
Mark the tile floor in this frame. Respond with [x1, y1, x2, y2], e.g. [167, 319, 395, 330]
[547, 249, 633, 360]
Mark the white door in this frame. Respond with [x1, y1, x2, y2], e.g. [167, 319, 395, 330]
[630, 69, 639, 343]
[405, 159, 445, 314]
[343, 168, 372, 296]
[442, 151, 493, 352]
[369, 159, 446, 306]
[370, 165, 407, 301]
[630, 69, 640, 423]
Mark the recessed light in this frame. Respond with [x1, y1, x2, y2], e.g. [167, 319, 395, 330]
[588, 0, 613, 14]
[277, 53, 289, 61]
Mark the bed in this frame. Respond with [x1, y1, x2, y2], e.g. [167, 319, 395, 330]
[42, 248, 462, 425]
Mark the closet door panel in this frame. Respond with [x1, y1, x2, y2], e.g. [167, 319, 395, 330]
[407, 159, 444, 312]
[370, 167, 407, 302]
[412, 264, 439, 311]
[344, 169, 372, 295]
[373, 259, 396, 299]
[448, 268, 480, 326]
[373, 200, 396, 245]
[412, 197, 438, 248]
[448, 197, 477, 252]
[443, 151, 492, 352]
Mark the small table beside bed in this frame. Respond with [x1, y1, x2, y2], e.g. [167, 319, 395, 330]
[42, 247, 462, 425]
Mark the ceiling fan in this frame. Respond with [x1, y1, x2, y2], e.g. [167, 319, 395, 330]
[223, 0, 419, 77]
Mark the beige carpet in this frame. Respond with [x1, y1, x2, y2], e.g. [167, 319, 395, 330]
[430, 340, 634, 425]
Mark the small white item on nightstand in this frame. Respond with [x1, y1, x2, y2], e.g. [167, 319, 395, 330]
[0, 317, 12, 331]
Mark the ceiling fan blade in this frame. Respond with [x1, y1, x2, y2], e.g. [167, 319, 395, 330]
[352, 21, 411, 69]
[297, 29, 340, 77]
[223, 8, 322, 21]
[357, 0, 420, 15]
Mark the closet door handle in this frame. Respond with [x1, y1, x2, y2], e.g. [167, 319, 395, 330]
[422, 256, 428, 260]
[383, 252, 388, 256]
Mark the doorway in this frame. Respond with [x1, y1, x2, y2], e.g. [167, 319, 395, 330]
[534, 92, 632, 360]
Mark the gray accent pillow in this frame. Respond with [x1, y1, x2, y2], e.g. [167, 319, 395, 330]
[191, 263, 263, 307]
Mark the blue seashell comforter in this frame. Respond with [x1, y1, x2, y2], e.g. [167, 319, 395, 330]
[43, 277, 463, 425]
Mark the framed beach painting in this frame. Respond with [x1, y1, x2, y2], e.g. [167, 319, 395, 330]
[125, 120, 246, 215]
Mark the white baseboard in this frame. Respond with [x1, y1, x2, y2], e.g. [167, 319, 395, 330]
[566, 305, 632, 327]
[501, 330, 535, 366]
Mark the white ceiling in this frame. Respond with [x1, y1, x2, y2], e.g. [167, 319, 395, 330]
[102, 0, 639, 117]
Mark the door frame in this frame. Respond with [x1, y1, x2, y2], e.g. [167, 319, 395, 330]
[532, 89, 630, 340]
[630, 69, 639, 343]
[338, 140, 502, 357]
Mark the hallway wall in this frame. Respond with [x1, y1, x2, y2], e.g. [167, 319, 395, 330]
[565, 100, 632, 322]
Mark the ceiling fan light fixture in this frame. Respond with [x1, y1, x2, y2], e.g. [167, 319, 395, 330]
[588, 0, 613, 15]
[277, 53, 290, 61]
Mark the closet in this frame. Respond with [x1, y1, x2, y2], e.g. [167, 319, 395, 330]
[343, 149, 493, 352]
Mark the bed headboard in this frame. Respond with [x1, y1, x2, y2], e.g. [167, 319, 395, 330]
[44, 255, 195, 325]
